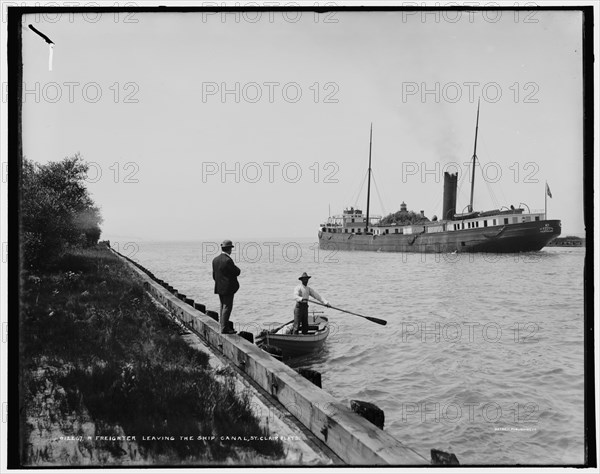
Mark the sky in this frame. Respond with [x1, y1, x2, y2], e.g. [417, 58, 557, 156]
[18, 7, 586, 241]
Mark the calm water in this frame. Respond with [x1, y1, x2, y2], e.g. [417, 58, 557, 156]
[125, 238, 585, 465]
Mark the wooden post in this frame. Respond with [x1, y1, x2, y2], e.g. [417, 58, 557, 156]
[177, 293, 186, 301]
[194, 303, 206, 313]
[431, 449, 459, 465]
[350, 400, 384, 429]
[238, 331, 254, 343]
[297, 368, 322, 388]
[206, 310, 219, 321]
[185, 298, 194, 306]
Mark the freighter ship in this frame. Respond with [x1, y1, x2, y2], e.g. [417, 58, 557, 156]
[318, 104, 561, 253]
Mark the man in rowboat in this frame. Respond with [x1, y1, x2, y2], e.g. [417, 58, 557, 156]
[293, 272, 330, 334]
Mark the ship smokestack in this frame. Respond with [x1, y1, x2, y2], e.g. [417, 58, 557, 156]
[442, 172, 458, 220]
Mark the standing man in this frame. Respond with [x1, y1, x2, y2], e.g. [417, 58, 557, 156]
[293, 272, 330, 334]
[212, 240, 241, 334]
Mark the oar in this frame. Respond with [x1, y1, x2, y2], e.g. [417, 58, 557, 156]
[256, 319, 294, 343]
[309, 300, 387, 326]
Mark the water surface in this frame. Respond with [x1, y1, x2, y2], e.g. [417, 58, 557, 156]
[127, 239, 585, 465]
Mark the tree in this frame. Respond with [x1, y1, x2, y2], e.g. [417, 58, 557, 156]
[21, 154, 103, 269]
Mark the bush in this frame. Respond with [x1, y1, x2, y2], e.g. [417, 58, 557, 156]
[21, 154, 103, 269]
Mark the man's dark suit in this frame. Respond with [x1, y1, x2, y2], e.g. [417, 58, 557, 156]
[212, 252, 241, 332]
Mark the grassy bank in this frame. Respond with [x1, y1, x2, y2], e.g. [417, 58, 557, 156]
[20, 245, 284, 465]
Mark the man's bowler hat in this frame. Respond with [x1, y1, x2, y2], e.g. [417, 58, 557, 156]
[221, 239, 234, 248]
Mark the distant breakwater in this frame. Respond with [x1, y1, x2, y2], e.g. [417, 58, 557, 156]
[546, 237, 585, 247]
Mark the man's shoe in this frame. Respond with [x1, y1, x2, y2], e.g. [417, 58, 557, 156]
[221, 329, 237, 334]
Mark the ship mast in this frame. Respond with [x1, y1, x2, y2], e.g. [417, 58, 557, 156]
[468, 99, 480, 213]
[365, 123, 373, 234]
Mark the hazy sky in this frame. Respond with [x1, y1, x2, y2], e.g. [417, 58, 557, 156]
[20, 7, 586, 241]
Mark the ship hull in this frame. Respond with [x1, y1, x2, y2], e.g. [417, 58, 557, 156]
[318, 220, 561, 253]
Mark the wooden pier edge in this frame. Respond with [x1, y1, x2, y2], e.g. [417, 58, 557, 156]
[112, 249, 429, 466]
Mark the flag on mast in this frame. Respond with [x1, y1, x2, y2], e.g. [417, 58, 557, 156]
[546, 182, 553, 198]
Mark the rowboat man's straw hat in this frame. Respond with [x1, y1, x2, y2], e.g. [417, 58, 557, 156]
[298, 272, 311, 280]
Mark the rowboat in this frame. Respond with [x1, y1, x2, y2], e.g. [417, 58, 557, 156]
[257, 314, 330, 358]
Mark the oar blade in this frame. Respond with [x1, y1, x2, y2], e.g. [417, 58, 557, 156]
[366, 316, 387, 326]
